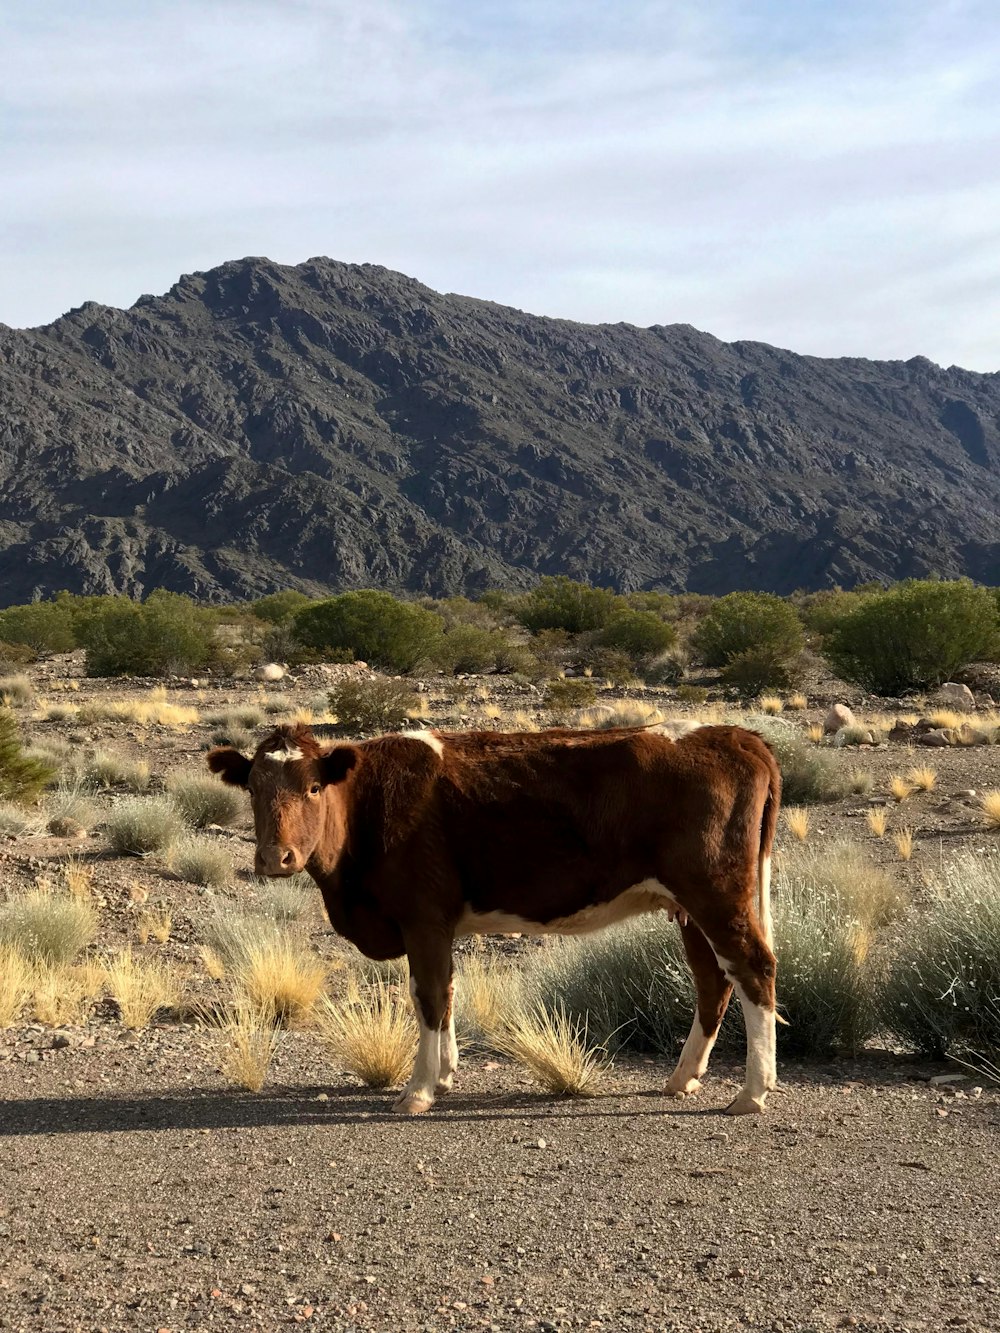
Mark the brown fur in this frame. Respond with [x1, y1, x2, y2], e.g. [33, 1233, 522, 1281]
[208, 722, 781, 1109]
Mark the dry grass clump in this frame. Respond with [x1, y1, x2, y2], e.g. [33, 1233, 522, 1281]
[806, 723, 824, 744]
[166, 772, 243, 828]
[59, 856, 93, 901]
[889, 775, 912, 803]
[835, 724, 885, 747]
[508, 710, 539, 732]
[35, 699, 79, 723]
[784, 808, 810, 842]
[209, 725, 256, 752]
[578, 699, 664, 730]
[261, 694, 293, 717]
[103, 948, 179, 1028]
[866, 808, 888, 837]
[251, 876, 314, 924]
[907, 765, 937, 793]
[43, 782, 98, 837]
[895, 828, 915, 861]
[204, 912, 325, 1026]
[215, 996, 282, 1092]
[758, 695, 784, 716]
[84, 749, 151, 792]
[108, 688, 199, 729]
[926, 709, 967, 731]
[105, 797, 185, 856]
[30, 966, 88, 1026]
[780, 841, 906, 930]
[490, 1001, 608, 1097]
[0, 946, 31, 1025]
[786, 693, 808, 711]
[0, 675, 34, 707]
[205, 706, 267, 732]
[848, 768, 873, 796]
[316, 979, 417, 1088]
[455, 953, 519, 1047]
[136, 907, 172, 945]
[0, 886, 97, 964]
[169, 835, 232, 888]
[0, 800, 34, 836]
[981, 790, 1000, 829]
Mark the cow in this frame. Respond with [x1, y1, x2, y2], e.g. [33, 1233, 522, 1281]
[207, 722, 781, 1116]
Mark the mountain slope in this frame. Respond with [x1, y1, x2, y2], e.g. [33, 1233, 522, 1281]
[1, 255, 998, 603]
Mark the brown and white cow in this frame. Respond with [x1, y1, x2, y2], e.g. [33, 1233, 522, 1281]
[207, 722, 781, 1115]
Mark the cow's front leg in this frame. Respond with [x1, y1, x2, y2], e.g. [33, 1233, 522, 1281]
[437, 976, 459, 1095]
[395, 928, 454, 1115]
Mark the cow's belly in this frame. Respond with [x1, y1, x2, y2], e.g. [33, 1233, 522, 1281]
[455, 878, 680, 938]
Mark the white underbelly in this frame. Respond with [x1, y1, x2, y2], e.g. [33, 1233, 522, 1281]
[455, 878, 682, 937]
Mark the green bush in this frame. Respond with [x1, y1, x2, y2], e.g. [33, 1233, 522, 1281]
[0, 710, 55, 803]
[578, 647, 638, 686]
[597, 609, 676, 659]
[824, 579, 1000, 695]
[432, 625, 514, 674]
[881, 851, 1000, 1058]
[751, 718, 850, 804]
[691, 592, 804, 668]
[0, 602, 77, 654]
[544, 679, 598, 714]
[798, 588, 874, 637]
[516, 577, 620, 635]
[720, 646, 800, 696]
[79, 592, 217, 677]
[251, 590, 315, 624]
[328, 676, 419, 734]
[294, 591, 443, 672]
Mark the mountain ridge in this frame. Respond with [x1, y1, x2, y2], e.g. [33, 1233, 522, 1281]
[1, 253, 998, 605]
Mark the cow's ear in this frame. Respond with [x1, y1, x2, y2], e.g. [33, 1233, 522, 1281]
[318, 745, 358, 787]
[207, 747, 253, 788]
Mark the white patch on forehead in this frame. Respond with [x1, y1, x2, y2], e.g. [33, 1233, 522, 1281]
[263, 746, 304, 763]
[402, 730, 444, 758]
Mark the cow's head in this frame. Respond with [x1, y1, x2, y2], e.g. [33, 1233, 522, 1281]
[207, 724, 357, 877]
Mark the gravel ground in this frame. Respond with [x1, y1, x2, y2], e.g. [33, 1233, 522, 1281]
[1, 1044, 997, 1333]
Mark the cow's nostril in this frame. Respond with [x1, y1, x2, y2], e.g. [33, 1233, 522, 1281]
[280, 848, 295, 868]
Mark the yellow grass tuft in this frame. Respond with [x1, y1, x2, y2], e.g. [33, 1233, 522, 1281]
[490, 1001, 608, 1097]
[784, 808, 810, 842]
[509, 710, 539, 732]
[201, 945, 227, 980]
[60, 857, 93, 901]
[907, 765, 937, 793]
[981, 790, 1000, 829]
[316, 980, 418, 1088]
[926, 709, 966, 731]
[866, 807, 888, 837]
[136, 907, 172, 945]
[217, 997, 281, 1093]
[758, 695, 784, 716]
[894, 828, 915, 861]
[456, 954, 519, 1046]
[806, 723, 824, 744]
[0, 947, 31, 1026]
[232, 936, 327, 1027]
[889, 775, 913, 803]
[786, 693, 808, 711]
[103, 948, 179, 1028]
[30, 966, 88, 1026]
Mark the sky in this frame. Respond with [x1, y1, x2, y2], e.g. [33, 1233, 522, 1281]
[2, 0, 999, 370]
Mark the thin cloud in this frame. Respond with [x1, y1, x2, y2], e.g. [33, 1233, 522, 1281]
[1, 0, 998, 369]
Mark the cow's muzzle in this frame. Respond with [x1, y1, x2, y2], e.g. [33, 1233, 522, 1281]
[255, 844, 305, 877]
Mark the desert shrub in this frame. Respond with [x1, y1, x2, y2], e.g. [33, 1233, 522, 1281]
[0, 888, 97, 965]
[881, 851, 1000, 1058]
[83, 749, 151, 792]
[78, 592, 217, 677]
[516, 577, 620, 635]
[328, 676, 418, 734]
[0, 675, 33, 707]
[204, 706, 266, 731]
[597, 609, 676, 659]
[544, 679, 597, 714]
[641, 653, 686, 686]
[824, 579, 1000, 695]
[0, 800, 34, 835]
[208, 725, 256, 752]
[104, 797, 185, 856]
[578, 647, 639, 685]
[691, 593, 805, 669]
[432, 624, 514, 674]
[293, 591, 443, 672]
[316, 979, 417, 1087]
[577, 699, 664, 730]
[42, 782, 99, 836]
[720, 646, 801, 696]
[167, 773, 243, 828]
[0, 709, 55, 803]
[251, 590, 314, 624]
[781, 841, 905, 931]
[0, 641, 36, 669]
[251, 875, 314, 924]
[170, 835, 233, 888]
[0, 602, 77, 654]
[798, 588, 874, 638]
[752, 719, 850, 804]
[675, 683, 708, 704]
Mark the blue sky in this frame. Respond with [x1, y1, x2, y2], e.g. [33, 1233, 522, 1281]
[2, 0, 999, 369]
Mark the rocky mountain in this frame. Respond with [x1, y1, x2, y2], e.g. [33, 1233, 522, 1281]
[1, 255, 998, 604]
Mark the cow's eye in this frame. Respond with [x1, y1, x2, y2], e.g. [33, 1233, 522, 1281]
[309, 783, 322, 797]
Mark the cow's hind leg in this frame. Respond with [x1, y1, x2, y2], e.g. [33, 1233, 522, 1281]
[437, 977, 459, 1094]
[665, 921, 733, 1098]
[696, 909, 777, 1115]
[395, 929, 454, 1115]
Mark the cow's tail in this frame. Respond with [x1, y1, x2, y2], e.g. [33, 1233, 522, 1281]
[758, 759, 781, 952]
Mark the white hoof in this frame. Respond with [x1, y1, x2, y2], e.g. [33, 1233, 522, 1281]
[664, 1075, 702, 1098]
[393, 1089, 435, 1115]
[724, 1090, 767, 1116]
[435, 1075, 454, 1095]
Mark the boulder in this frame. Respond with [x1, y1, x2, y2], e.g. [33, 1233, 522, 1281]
[824, 704, 855, 734]
[255, 662, 285, 683]
[918, 729, 953, 746]
[936, 682, 975, 712]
